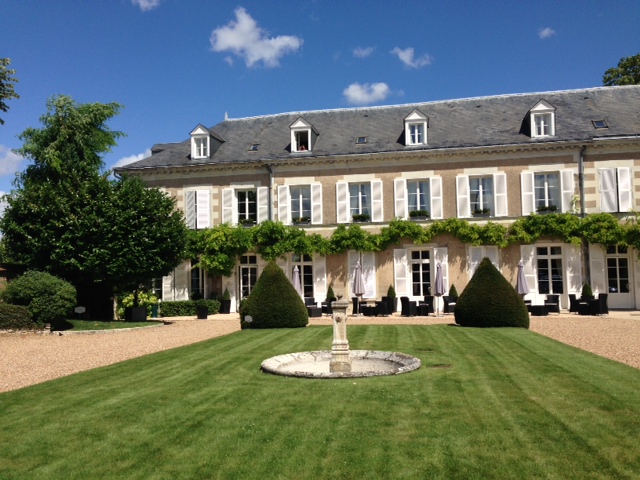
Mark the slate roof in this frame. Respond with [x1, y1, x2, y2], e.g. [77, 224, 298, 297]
[117, 86, 640, 171]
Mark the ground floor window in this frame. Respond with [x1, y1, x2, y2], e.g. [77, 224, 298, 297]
[606, 245, 630, 293]
[239, 255, 258, 299]
[190, 260, 205, 299]
[410, 249, 431, 297]
[151, 278, 162, 300]
[292, 254, 314, 298]
[536, 246, 563, 294]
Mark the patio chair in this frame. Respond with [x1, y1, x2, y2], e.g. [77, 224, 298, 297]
[304, 297, 322, 318]
[442, 296, 456, 314]
[321, 297, 336, 316]
[568, 294, 580, 314]
[589, 294, 609, 315]
[545, 294, 560, 314]
[418, 295, 434, 316]
[400, 296, 417, 317]
[375, 301, 389, 316]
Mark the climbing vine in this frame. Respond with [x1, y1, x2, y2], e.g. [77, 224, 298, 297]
[186, 213, 639, 276]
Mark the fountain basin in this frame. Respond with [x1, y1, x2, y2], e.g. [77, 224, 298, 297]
[261, 350, 421, 379]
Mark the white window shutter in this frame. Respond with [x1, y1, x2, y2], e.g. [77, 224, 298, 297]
[566, 243, 582, 297]
[222, 188, 234, 224]
[560, 169, 574, 213]
[617, 167, 632, 212]
[433, 247, 449, 294]
[371, 180, 383, 222]
[363, 252, 376, 298]
[520, 245, 537, 294]
[174, 261, 190, 301]
[493, 173, 508, 217]
[185, 191, 196, 229]
[456, 175, 470, 218]
[336, 182, 349, 223]
[257, 186, 269, 223]
[311, 183, 323, 224]
[599, 168, 616, 213]
[196, 190, 210, 229]
[486, 246, 499, 269]
[588, 244, 606, 295]
[162, 273, 174, 301]
[313, 255, 327, 301]
[430, 177, 443, 219]
[468, 246, 484, 278]
[521, 172, 534, 216]
[393, 249, 409, 296]
[394, 178, 407, 219]
[277, 185, 291, 224]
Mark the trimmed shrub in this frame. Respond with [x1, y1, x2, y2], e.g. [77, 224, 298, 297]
[454, 258, 529, 328]
[0, 303, 35, 330]
[2, 271, 76, 325]
[449, 284, 459, 301]
[159, 300, 220, 317]
[241, 260, 308, 329]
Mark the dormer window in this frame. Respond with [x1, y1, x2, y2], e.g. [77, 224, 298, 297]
[404, 109, 428, 146]
[190, 125, 211, 159]
[529, 100, 556, 138]
[290, 117, 318, 153]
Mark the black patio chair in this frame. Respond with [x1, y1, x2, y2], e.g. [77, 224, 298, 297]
[443, 296, 456, 314]
[400, 296, 417, 316]
[545, 294, 560, 314]
[418, 295, 434, 316]
[321, 297, 336, 316]
[589, 294, 609, 315]
[305, 297, 322, 317]
[568, 294, 580, 314]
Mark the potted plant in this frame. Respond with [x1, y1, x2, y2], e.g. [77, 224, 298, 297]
[581, 283, 594, 300]
[124, 287, 149, 322]
[472, 208, 491, 217]
[293, 216, 311, 225]
[352, 213, 370, 223]
[383, 284, 397, 313]
[219, 287, 232, 314]
[536, 205, 558, 214]
[239, 217, 256, 227]
[196, 299, 209, 319]
[409, 209, 430, 220]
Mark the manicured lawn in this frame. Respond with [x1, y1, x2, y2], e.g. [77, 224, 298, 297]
[52, 319, 163, 331]
[1, 325, 639, 479]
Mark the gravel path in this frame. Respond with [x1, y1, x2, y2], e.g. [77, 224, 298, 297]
[1, 312, 639, 393]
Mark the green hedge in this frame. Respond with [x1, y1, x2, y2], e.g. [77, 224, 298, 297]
[0, 303, 36, 330]
[160, 300, 220, 317]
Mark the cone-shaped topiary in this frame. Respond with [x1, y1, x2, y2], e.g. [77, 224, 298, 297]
[241, 260, 308, 329]
[454, 258, 529, 328]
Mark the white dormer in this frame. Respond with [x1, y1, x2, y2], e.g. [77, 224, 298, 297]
[190, 125, 211, 159]
[290, 117, 318, 153]
[404, 109, 428, 146]
[529, 100, 556, 138]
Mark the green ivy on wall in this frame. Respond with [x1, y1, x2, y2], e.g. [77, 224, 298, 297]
[186, 213, 637, 276]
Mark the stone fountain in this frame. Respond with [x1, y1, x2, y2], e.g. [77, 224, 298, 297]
[261, 296, 421, 379]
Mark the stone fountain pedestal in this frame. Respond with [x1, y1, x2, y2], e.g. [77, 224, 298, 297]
[329, 297, 351, 373]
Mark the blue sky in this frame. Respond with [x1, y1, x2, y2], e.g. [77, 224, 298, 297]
[1, 0, 639, 208]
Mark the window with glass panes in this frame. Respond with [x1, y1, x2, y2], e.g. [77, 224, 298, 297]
[292, 254, 314, 298]
[239, 255, 258, 299]
[469, 176, 494, 213]
[237, 190, 257, 222]
[349, 183, 370, 216]
[407, 180, 430, 213]
[534, 113, 552, 137]
[290, 186, 311, 220]
[408, 123, 424, 144]
[190, 260, 205, 299]
[536, 246, 563, 294]
[606, 245, 630, 293]
[410, 250, 431, 297]
[534, 173, 560, 210]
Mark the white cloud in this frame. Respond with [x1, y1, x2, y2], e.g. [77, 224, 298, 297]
[391, 47, 432, 68]
[0, 145, 25, 177]
[343, 82, 390, 106]
[112, 148, 151, 169]
[353, 46, 374, 58]
[538, 27, 556, 39]
[210, 7, 303, 68]
[132, 0, 161, 12]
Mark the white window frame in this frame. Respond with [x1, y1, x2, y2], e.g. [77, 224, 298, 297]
[278, 184, 322, 225]
[521, 170, 574, 215]
[394, 177, 443, 219]
[336, 180, 383, 223]
[599, 167, 632, 213]
[222, 186, 269, 225]
[456, 173, 507, 218]
[190, 125, 211, 159]
[529, 100, 556, 138]
[290, 118, 316, 153]
[404, 109, 428, 146]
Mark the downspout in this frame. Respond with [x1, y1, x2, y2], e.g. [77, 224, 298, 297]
[264, 163, 274, 221]
[578, 145, 590, 287]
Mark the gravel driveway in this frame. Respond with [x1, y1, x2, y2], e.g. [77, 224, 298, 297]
[1, 312, 638, 393]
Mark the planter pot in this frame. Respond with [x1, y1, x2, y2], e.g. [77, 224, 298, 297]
[125, 306, 147, 322]
[410, 216, 428, 221]
[220, 299, 231, 314]
[293, 220, 311, 225]
[196, 307, 209, 320]
[382, 296, 397, 313]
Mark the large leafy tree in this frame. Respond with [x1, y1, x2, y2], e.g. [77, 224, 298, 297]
[0, 95, 187, 318]
[603, 53, 640, 86]
[0, 58, 19, 125]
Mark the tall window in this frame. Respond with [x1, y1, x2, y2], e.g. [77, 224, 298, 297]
[469, 177, 494, 214]
[237, 190, 257, 222]
[290, 186, 311, 220]
[606, 246, 630, 294]
[292, 254, 314, 298]
[536, 246, 563, 294]
[349, 183, 371, 217]
[408, 124, 424, 145]
[194, 137, 208, 158]
[534, 173, 560, 210]
[295, 131, 309, 151]
[239, 255, 258, 299]
[190, 260, 205, 299]
[534, 113, 552, 137]
[410, 250, 431, 297]
[407, 180, 430, 213]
